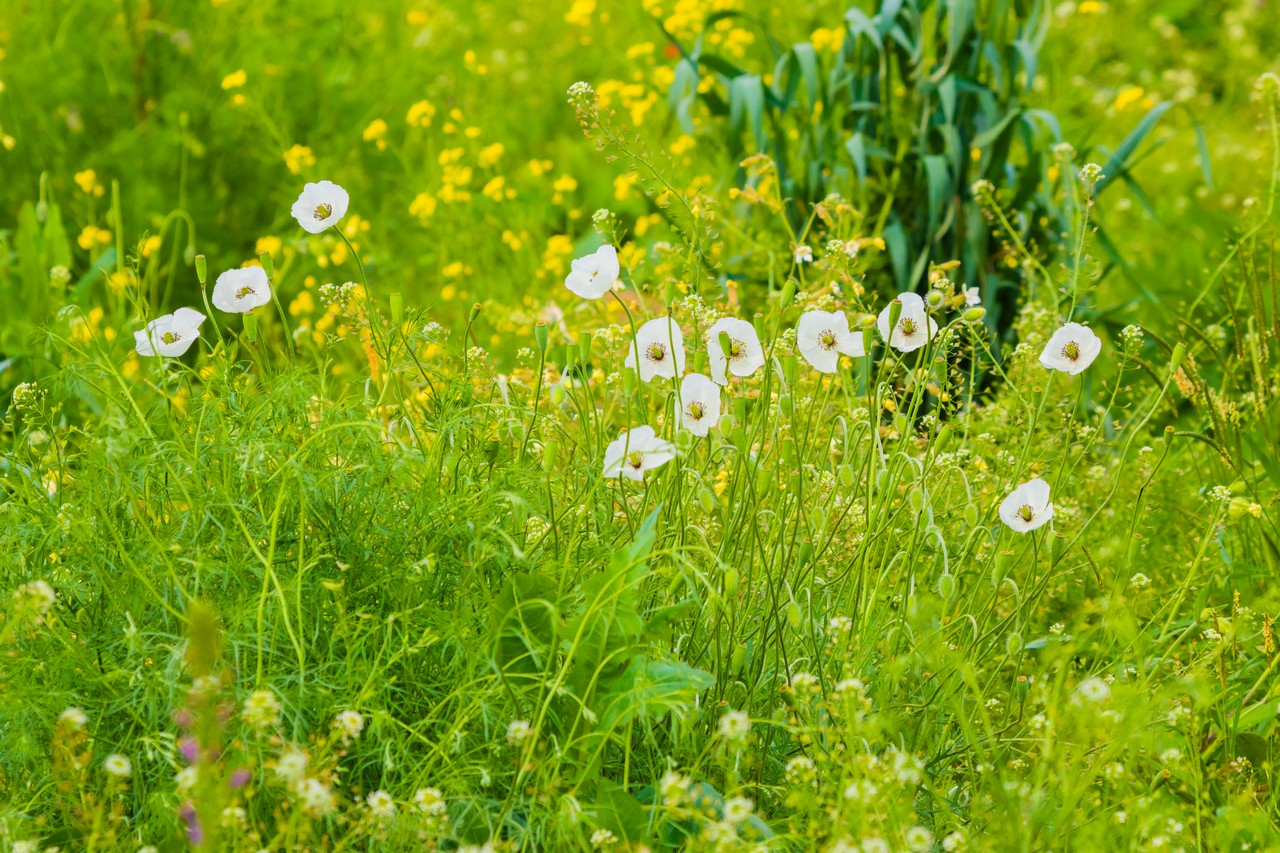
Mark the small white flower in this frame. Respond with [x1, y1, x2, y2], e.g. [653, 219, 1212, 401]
[1130, 573, 1151, 588]
[705, 317, 764, 384]
[275, 748, 309, 783]
[333, 710, 364, 742]
[717, 709, 750, 743]
[722, 796, 753, 824]
[877, 292, 938, 353]
[565, 244, 620, 299]
[12, 842, 39, 853]
[590, 828, 618, 849]
[797, 309, 864, 373]
[134, 307, 206, 357]
[794, 244, 813, 264]
[679, 373, 721, 437]
[175, 765, 199, 791]
[624, 316, 686, 382]
[296, 777, 337, 816]
[103, 753, 132, 778]
[506, 719, 533, 745]
[241, 688, 282, 730]
[904, 826, 935, 852]
[212, 267, 272, 314]
[413, 786, 447, 816]
[964, 286, 981, 306]
[59, 707, 88, 729]
[602, 426, 676, 481]
[291, 180, 350, 234]
[998, 478, 1054, 533]
[1039, 322, 1102, 375]
[1077, 676, 1111, 702]
[366, 789, 396, 818]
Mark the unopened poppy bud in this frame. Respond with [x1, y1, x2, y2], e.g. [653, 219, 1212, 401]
[542, 439, 559, 472]
[780, 279, 797, 309]
[730, 643, 747, 676]
[962, 306, 987, 323]
[861, 324, 875, 353]
[1170, 342, 1186, 372]
[579, 333, 593, 362]
[1005, 631, 1023, 658]
[697, 486, 714, 513]
[839, 464, 854, 487]
[534, 322, 549, 352]
[390, 292, 404, 327]
[550, 383, 566, 406]
[664, 278, 677, 305]
[964, 504, 979, 527]
[779, 393, 793, 417]
[782, 355, 798, 386]
[718, 413, 734, 436]
[938, 573, 957, 600]
[909, 488, 924, 514]
[933, 357, 948, 388]
[787, 601, 802, 629]
[724, 567, 739, 598]
[752, 313, 765, 342]
[926, 290, 945, 309]
[195, 254, 207, 285]
[469, 303, 482, 323]
[258, 251, 274, 278]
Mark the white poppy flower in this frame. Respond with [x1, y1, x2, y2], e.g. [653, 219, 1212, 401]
[624, 316, 686, 382]
[964, 287, 981, 306]
[998, 478, 1054, 533]
[565, 244, 619, 299]
[705, 317, 764, 385]
[679, 373, 721, 436]
[290, 180, 349, 234]
[1039, 322, 1102, 375]
[134, 307, 206, 357]
[212, 267, 272, 314]
[796, 309, 865, 373]
[602, 425, 676, 481]
[877, 292, 938, 353]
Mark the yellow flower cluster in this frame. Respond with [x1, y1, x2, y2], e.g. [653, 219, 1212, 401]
[284, 144, 316, 175]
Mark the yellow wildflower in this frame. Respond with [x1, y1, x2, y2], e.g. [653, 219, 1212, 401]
[283, 144, 316, 175]
[221, 69, 247, 90]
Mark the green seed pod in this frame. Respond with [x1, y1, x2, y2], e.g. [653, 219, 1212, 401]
[909, 488, 924, 514]
[697, 486, 714, 513]
[579, 333, 593, 362]
[779, 394, 793, 417]
[839, 464, 854, 487]
[718, 330, 733, 359]
[1005, 631, 1023, 658]
[787, 601, 802, 630]
[782, 355, 798, 386]
[938, 573, 957, 600]
[780, 279, 797, 309]
[730, 643, 747, 676]
[390, 291, 404, 327]
[887, 298, 903, 334]
[752, 313, 766, 342]
[194, 254, 208, 285]
[259, 251, 275, 278]
[724, 567, 739, 598]
[664, 278, 678, 305]
[534, 322, 549, 352]
[963, 504, 979, 527]
[932, 356, 948, 388]
[542, 439, 559, 472]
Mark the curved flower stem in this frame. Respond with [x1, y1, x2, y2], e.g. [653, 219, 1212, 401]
[337, 229, 384, 352]
[520, 346, 546, 462]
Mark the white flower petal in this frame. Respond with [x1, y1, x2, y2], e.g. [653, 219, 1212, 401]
[706, 318, 764, 385]
[624, 317, 686, 382]
[565, 244, 619, 299]
[291, 180, 350, 234]
[212, 267, 272, 314]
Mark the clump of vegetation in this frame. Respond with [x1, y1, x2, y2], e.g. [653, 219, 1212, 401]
[2, 3, 1279, 851]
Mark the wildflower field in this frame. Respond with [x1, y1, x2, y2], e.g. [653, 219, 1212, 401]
[3, 0, 1280, 850]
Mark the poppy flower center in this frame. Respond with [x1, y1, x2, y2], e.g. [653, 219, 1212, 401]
[818, 330, 838, 350]
[645, 342, 667, 363]
[900, 318, 918, 336]
[1062, 341, 1080, 360]
[728, 339, 745, 359]
[626, 451, 645, 469]
[235, 286, 256, 299]
[1018, 504, 1034, 522]
[313, 203, 334, 221]
[161, 331, 181, 344]
[687, 401, 705, 420]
